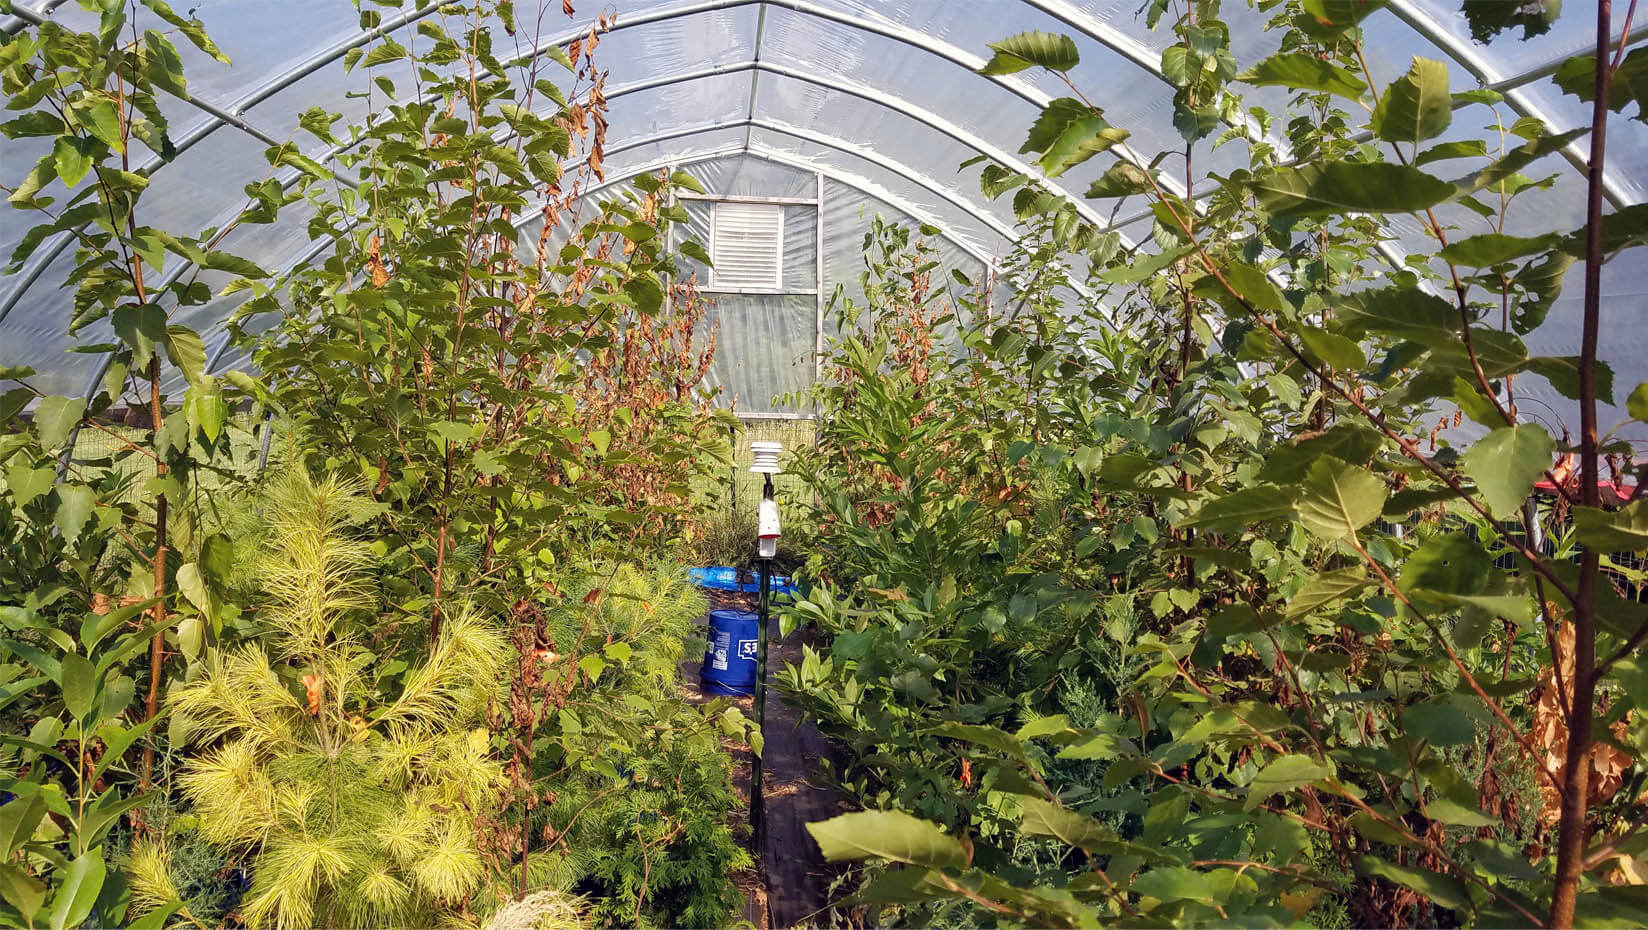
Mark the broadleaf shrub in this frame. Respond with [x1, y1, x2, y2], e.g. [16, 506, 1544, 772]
[784, 5, 1648, 926]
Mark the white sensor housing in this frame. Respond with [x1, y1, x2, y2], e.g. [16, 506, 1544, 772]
[757, 497, 780, 558]
[749, 440, 783, 474]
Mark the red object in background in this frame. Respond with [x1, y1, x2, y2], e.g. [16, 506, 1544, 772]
[1536, 452, 1638, 504]
[1535, 478, 1638, 504]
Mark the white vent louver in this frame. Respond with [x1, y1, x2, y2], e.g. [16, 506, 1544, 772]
[709, 202, 784, 290]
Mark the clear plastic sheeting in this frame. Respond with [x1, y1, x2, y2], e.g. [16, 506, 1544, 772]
[1, 0, 1645, 436]
[699, 293, 816, 413]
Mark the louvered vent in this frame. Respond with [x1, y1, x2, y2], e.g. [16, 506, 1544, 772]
[710, 202, 784, 290]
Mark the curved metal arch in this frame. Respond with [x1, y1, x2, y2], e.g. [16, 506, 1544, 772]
[195, 130, 1035, 379]
[570, 59, 1121, 232]
[13, 0, 1621, 392]
[516, 146, 1006, 271]
[0, 0, 1130, 324]
[204, 54, 1109, 333]
[486, 0, 1192, 203]
[273, 113, 1067, 286]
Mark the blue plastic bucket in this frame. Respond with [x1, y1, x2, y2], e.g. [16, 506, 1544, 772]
[701, 609, 760, 696]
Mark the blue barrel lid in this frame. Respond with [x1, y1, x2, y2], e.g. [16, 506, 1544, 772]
[708, 608, 759, 622]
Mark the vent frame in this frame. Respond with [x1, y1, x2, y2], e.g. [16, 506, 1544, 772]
[708, 201, 785, 292]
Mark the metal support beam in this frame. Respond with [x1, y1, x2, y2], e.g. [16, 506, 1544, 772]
[815, 169, 825, 381]
[678, 192, 817, 206]
[744, 4, 767, 153]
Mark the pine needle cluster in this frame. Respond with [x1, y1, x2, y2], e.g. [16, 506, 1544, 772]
[156, 470, 510, 928]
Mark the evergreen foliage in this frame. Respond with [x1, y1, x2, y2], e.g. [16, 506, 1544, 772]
[157, 471, 509, 928]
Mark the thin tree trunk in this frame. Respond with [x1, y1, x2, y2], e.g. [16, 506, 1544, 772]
[1549, 0, 1611, 923]
[141, 356, 169, 785]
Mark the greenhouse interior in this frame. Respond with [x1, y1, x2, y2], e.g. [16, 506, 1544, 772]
[3, 0, 1648, 926]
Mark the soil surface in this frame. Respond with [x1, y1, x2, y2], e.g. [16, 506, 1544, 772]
[680, 600, 853, 929]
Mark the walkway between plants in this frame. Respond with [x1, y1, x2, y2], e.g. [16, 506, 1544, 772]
[681, 609, 852, 929]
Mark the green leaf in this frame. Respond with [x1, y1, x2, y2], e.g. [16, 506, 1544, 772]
[679, 239, 712, 266]
[1193, 261, 1288, 315]
[578, 653, 605, 683]
[145, 0, 231, 62]
[1184, 485, 1297, 532]
[806, 810, 969, 869]
[1021, 99, 1130, 177]
[1019, 798, 1117, 851]
[176, 562, 209, 616]
[1460, 424, 1553, 518]
[1439, 233, 1558, 267]
[1130, 866, 1236, 904]
[1251, 162, 1455, 216]
[1086, 161, 1151, 199]
[142, 29, 187, 97]
[1630, 382, 1648, 421]
[935, 722, 1030, 761]
[1572, 501, 1648, 551]
[1415, 139, 1488, 166]
[52, 136, 96, 188]
[1239, 52, 1367, 98]
[201, 251, 269, 278]
[1286, 567, 1370, 618]
[1300, 0, 1389, 33]
[1337, 286, 1457, 346]
[362, 40, 407, 68]
[1371, 57, 1452, 143]
[48, 848, 105, 930]
[8, 153, 58, 207]
[1400, 532, 1496, 596]
[0, 863, 46, 922]
[77, 99, 124, 153]
[78, 596, 149, 652]
[1553, 46, 1648, 123]
[1297, 325, 1366, 369]
[126, 902, 183, 930]
[623, 275, 663, 314]
[1297, 456, 1385, 541]
[59, 653, 96, 720]
[184, 377, 225, 443]
[112, 303, 167, 362]
[1100, 243, 1193, 284]
[1462, 0, 1560, 42]
[7, 462, 56, 506]
[980, 31, 1079, 75]
[668, 169, 706, 194]
[1247, 755, 1334, 809]
[1357, 856, 1471, 913]
[1402, 699, 1478, 747]
[429, 420, 473, 445]
[54, 484, 96, 546]
[34, 395, 85, 450]
[1425, 798, 1497, 827]
[0, 794, 47, 857]
[1459, 128, 1589, 194]
[1259, 423, 1383, 482]
[164, 326, 207, 384]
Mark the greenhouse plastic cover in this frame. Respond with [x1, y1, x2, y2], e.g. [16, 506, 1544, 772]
[2, 0, 1645, 435]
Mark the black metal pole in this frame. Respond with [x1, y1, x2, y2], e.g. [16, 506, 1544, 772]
[749, 473, 774, 844]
